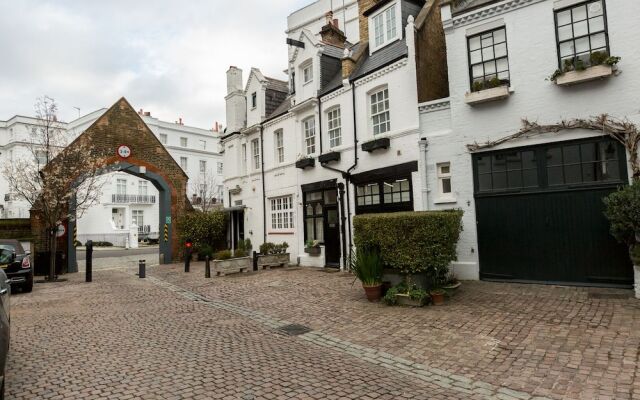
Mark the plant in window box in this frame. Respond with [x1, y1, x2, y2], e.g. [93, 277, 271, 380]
[304, 240, 321, 256]
[548, 53, 620, 85]
[350, 247, 383, 302]
[465, 77, 510, 105]
[295, 154, 315, 169]
[257, 242, 290, 270]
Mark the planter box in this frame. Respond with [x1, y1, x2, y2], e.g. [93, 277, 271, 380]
[361, 137, 390, 152]
[635, 265, 640, 300]
[257, 253, 290, 270]
[318, 151, 340, 164]
[304, 247, 321, 256]
[556, 65, 613, 86]
[212, 256, 252, 276]
[465, 85, 510, 105]
[442, 282, 461, 297]
[295, 158, 315, 169]
[396, 293, 426, 307]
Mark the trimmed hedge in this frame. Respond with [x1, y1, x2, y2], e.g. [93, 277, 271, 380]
[353, 210, 463, 275]
[603, 181, 640, 247]
[177, 211, 227, 253]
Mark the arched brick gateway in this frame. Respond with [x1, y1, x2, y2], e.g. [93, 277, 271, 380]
[31, 98, 192, 272]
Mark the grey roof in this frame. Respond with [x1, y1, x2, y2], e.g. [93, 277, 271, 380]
[451, 0, 501, 15]
[322, 43, 346, 59]
[264, 77, 289, 118]
[351, 40, 408, 80]
[265, 77, 289, 93]
[265, 95, 293, 121]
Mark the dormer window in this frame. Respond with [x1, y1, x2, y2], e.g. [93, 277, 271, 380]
[302, 62, 313, 85]
[370, 3, 399, 52]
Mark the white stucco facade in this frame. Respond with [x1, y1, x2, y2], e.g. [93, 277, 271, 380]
[418, 0, 640, 280]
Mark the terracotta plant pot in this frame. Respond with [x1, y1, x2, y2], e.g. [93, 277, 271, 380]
[431, 291, 445, 306]
[363, 284, 382, 302]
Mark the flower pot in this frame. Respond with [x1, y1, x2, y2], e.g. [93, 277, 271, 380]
[304, 247, 321, 256]
[442, 282, 461, 297]
[431, 291, 445, 306]
[362, 284, 382, 302]
[396, 293, 427, 307]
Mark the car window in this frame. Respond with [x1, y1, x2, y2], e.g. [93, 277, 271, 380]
[0, 246, 14, 264]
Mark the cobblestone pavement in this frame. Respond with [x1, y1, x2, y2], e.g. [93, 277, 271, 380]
[6, 265, 640, 399]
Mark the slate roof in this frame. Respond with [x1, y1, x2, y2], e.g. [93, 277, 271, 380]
[264, 77, 289, 118]
[265, 95, 294, 121]
[351, 40, 408, 80]
[265, 77, 289, 93]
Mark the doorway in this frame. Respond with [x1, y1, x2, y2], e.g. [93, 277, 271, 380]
[302, 180, 341, 267]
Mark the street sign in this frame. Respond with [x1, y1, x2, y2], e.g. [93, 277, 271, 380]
[117, 145, 132, 159]
[56, 224, 66, 238]
[165, 216, 171, 224]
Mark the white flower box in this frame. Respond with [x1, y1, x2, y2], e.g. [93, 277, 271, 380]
[465, 85, 510, 105]
[555, 65, 613, 86]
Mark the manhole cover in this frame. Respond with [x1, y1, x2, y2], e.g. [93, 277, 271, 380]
[278, 324, 312, 336]
[588, 292, 631, 299]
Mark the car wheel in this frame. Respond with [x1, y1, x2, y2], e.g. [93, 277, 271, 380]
[22, 272, 33, 293]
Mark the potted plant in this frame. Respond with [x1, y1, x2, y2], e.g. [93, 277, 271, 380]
[442, 272, 461, 297]
[430, 288, 446, 306]
[212, 248, 252, 276]
[382, 278, 429, 307]
[304, 240, 321, 256]
[257, 242, 290, 269]
[604, 181, 640, 299]
[351, 248, 383, 302]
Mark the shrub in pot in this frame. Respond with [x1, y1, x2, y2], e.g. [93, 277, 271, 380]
[430, 289, 446, 306]
[304, 240, 321, 255]
[257, 242, 290, 269]
[351, 248, 383, 302]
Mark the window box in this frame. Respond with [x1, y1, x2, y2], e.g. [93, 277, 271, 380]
[465, 85, 510, 105]
[304, 246, 321, 256]
[295, 157, 315, 169]
[212, 256, 252, 276]
[555, 64, 613, 86]
[257, 253, 290, 269]
[362, 137, 390, 153]
[318, 151, 340, 164]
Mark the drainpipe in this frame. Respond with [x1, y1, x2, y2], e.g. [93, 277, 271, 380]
[419, 138, 429, 211]
[318, 100, 323, 154]
[337, 182, 347, 270]
[345, 81, 359, 255]
[260, 125, 267, 244]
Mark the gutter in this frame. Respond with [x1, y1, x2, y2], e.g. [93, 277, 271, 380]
[260, 125, 267, 244]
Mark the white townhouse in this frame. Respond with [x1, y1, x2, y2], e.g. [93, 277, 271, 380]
[419, 0, 640, 286]
[0, 109, 224, 246]
[223, 0, 446, 269]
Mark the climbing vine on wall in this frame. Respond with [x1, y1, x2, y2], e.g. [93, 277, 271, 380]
[466, 115, 640, 180]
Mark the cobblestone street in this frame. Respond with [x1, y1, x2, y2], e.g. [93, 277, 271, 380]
[6, 264, 640, 399]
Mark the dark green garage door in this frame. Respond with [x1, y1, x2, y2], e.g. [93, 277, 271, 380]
[473, 137, 633, 286]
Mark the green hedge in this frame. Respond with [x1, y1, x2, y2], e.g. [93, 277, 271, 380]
[604, 181, 640, 247]
[177, 211, 227, 253]
[353, 210, 463, 275]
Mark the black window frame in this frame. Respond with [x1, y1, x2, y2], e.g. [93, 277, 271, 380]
[251, 92, 257, 109]
[554, 0, 610, 69]
[302, 184, 338, 244]
[355, 176, 414, 215]
[473, 137, 627, 197]
[466, 26, 510, 91]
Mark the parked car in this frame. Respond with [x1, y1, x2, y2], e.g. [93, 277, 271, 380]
[0, 240, 33, 293]
[0, 268, 11, 399]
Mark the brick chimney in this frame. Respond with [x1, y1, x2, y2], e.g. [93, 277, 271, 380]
[320, 11, 347, 48]
[358, 0, 377, 44]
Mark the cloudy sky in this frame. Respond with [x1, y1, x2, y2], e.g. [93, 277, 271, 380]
[0, 0, 310, 129]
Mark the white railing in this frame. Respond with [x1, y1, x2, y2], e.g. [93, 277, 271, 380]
[111, 194, 156, 204]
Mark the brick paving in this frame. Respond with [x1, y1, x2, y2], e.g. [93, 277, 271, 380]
[6, 264, 640, 399]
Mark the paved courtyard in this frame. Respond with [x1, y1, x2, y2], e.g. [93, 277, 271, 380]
[6, 264, 640, 399]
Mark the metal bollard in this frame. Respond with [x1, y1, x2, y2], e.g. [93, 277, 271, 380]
[184, 249, 191, 273]
[86, 240, 93, 283]
[205, 256, 211, 278]
[139, 259, 146, 279]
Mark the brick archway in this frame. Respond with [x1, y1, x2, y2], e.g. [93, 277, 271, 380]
[31, 98, 192, 272]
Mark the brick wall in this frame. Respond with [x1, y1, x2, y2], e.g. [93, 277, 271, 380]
[0, 219, 32, 241]
[415, 0, 449, 102]
[358, 0, 377, 44]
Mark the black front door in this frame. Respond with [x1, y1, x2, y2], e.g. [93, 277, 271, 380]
[323, 196, 341, 266]
[473, 137, 632, 286]
[302, 181, 341, 267]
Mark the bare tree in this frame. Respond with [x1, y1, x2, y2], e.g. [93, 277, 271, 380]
[189, 169, 222, 213]
[1, 96, 105, 281]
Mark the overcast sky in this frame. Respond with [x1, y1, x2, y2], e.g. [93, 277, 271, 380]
[0, 0, 310, 129]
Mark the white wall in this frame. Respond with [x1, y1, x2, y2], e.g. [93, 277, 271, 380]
[419, 0, 640, 280]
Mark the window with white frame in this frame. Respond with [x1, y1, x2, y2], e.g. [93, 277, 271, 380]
[159, 134, 168, 144]
[138, 180, 148, 195]
[217, 162, 223, 174]
[180, 137, 188, 147]
[35, 150, 47, 166]
[270, 196, 295, 231]
[555, 0, 608, 69]
[131, 210, 144, 227]
[327, 107, 342, 148]
[199, 160, 207, 173]
[116, 179, 127, 195]
[303, 117, 316, 155]
[180, 157, 188, 170]
[437, 163, 453, 197]
[274, 129, 284, 163]
[252, 138, 260, 170]
[302, 62, 313, 84]
[371, 3, 398, 51]
[370, 88, 390, 135]
[199, 140, 206, 150]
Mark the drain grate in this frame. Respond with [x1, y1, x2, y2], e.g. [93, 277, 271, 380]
[588, 292, 631, 299]
[278, 324, 312, 336]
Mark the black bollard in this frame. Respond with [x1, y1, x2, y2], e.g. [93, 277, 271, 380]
[205, 255, 211, 278]
[139, 259, 146, 279]
[184, 247, 191, 273]
[86, 240, 93, 283]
